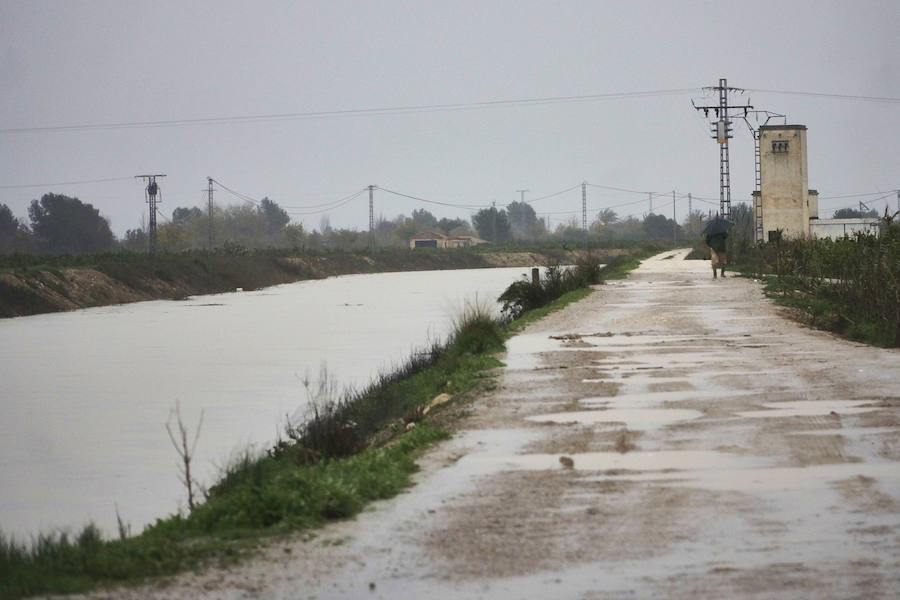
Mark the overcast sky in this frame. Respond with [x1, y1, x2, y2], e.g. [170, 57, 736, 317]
[1, 0, 898, 236]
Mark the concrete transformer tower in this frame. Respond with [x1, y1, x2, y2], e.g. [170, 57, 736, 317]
[755, 124, 818, 240]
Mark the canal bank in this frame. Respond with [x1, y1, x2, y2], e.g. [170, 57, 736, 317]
[0, 247, 607, 318]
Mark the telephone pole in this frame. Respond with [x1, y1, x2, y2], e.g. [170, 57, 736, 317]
[688, 192, 692, 215]
[135, 174, 166, 254]
[368, 185, 375, 232]
[648, 192, 653, 214]
[516, 189, 530, 204]
[368, 185, 376, 247]
[672, 190, 677, 247]
[582, 182, 587, 231]
[207, 177, 215, 249]
[692, 78, 753, 218]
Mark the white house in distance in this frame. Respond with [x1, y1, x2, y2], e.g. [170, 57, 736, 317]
[752, 124, 879, 241]
[409, 230, 488, 249]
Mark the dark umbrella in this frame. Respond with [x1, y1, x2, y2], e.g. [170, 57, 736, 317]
[702, 217, 735, 236]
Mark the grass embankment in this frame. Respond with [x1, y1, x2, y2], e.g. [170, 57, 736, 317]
[0, 249, 647, 599]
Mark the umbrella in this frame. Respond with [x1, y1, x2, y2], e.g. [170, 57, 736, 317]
[702, 217, 735, 236]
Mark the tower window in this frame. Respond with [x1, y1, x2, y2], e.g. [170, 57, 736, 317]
[772, 140, 790, 153]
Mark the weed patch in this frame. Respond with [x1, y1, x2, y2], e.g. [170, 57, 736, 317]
[741, 226, 900, 347]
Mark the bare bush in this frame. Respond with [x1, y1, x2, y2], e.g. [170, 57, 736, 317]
[165, 400, 204, 512]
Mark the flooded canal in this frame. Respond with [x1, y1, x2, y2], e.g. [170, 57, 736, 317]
[0, 266, 536, 540]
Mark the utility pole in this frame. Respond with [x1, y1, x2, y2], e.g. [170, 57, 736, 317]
[491, 201, 497, 244]
[673, 190, 677, 247]
[207, 177, 214, 249]
[582, 182, 588, 231]
[135, 174, 166, 254]
[692, 78, 753, 219]
[368, 185, 375, 246]
[688, 192, 692, 215]
[648, 192, 653, 214]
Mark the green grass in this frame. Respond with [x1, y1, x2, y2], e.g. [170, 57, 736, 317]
[505, 287, 592, 334]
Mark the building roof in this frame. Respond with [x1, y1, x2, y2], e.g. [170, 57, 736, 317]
[759, 124, 807, 131]
[409, 230, 448, 240]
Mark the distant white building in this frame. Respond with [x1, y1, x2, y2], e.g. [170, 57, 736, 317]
[809, 218, 879, 239]
[409, 231, 488, 249]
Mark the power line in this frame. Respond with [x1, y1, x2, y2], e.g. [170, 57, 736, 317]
[280, 190, 370, 210]
[748, 89, 900, 104]
[0, 176, 135, 189]
[585, 182, 653, 194]
[526, 184, 581, 203]
[376, 186, 491, 210]
[817, 190, 899, 201]
[285, 189, 366, 216]
[0, 89, 697, 135]
[209, 178, 262, 207]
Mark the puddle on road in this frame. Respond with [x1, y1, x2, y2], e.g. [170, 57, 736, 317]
[737, 400, 878, 419]
[466, 450, 900, 497]
[526, 407, 702, 430]
[471, 449, 766, 473]
[579, 390, 729, 407]
[503, 333, 578, 370]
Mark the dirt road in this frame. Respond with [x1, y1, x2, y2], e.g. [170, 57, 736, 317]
[82, 249, 900, 599]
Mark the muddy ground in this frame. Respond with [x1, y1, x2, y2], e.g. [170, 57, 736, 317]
[69, 249, 900, 599]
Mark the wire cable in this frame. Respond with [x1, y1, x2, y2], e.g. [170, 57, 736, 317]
[376, 187, 492, 210]
[524, 184, 582, 203]
[280, 188, 369, 210]
[285, 190, 366, 216]
[0, 176, 135, 189]
[817, 190, 899, 201]
[586, 182, 654, 195]
[747, 89, 900, 104]
[0, 89, 698, 135]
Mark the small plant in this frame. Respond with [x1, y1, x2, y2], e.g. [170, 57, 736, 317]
[165, 400, 205, 512]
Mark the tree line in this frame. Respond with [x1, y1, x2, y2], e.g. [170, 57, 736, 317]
[2, 192, 707, 255]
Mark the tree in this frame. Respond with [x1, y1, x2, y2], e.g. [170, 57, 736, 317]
[259, 198, 290, 235]
[834, 207, 879, 219]
[725, 202, 755, 261]
[642, 213, 680, 239]
[595, 208, 618, 225]
[507, 201, 545, 240]
[681, 209, 705, 240]
[0, 204, 23, 252]
[411, 208, 437, 228]
[507, 201, 537, 231]
[436, 217, 467, 234]
[172, 206, 203, 226]
[28, 193, 115, 253]
[472, 207, 511, 243]
[121, 228, 148, 252]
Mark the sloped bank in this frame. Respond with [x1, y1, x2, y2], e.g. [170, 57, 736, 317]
[0, 248, 595, 318]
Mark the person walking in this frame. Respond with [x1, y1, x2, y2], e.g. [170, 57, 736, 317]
[705, 230, 728, 278]
[702, 215, 734, 279]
